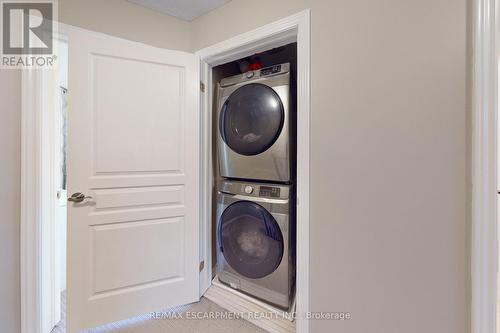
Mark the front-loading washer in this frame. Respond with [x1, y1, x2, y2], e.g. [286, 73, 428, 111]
[217, 63, 294, 182]
[216, 179, 295, 310]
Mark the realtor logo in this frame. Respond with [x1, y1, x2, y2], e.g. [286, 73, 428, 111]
[1, 0, 57, 68]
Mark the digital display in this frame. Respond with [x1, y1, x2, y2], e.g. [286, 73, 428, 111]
[260, 65, 281, 76]
[259, 186, 280, 198]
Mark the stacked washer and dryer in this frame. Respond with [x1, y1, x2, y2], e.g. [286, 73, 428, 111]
[216, 62, 296, 310]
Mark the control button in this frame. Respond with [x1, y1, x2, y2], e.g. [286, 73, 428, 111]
[246, 71, 254, 79]
[244, 185, 254, 194]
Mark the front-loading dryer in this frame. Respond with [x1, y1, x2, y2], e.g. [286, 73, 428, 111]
[216, 179, 295, 310]
[217, 63, 294, 182]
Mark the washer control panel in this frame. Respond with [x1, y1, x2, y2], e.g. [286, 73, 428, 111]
[220, 180, 290, 199]
[259, 186, 281, 198]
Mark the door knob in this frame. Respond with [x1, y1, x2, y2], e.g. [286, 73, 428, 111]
[68, 192, 92, 203]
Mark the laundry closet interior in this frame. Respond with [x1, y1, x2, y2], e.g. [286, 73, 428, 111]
[203, 41, 298, 323]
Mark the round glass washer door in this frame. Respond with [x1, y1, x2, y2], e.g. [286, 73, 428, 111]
[218, 201, 284, 279]
[219, 83, 284, 156]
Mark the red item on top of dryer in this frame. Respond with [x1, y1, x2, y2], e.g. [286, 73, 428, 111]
[248, 59, 262, 70]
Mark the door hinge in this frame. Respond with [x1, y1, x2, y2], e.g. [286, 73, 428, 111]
[199, 260, 205, 272]
[200, 82, 205, 92]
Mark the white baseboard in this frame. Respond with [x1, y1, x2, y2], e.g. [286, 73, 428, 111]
[204, 277, 295, 333]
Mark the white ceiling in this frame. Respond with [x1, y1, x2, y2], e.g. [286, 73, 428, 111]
[127, 0, 231, 21]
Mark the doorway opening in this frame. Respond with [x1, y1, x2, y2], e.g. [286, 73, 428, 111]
[208, 42, 298, 325]
[197, 10, 310, 333]
[43, 37, 69, 333]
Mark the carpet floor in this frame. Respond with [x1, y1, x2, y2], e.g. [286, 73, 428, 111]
[51, 291, 268, 333]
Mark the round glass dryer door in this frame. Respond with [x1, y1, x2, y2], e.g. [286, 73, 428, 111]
[219, 83, 284, 156]
[218, 201, 284, 279]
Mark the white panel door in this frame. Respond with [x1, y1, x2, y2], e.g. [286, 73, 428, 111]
[66, 27, 199, 333]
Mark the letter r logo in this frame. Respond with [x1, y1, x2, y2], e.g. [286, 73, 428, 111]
[1, 1, 53, 55]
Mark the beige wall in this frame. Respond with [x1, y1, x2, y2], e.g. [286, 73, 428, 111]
[0, 70, 22, 333]
[192, 1, 468, 333]
[1, 1, 468, 332]
[58, 0, 191, 51]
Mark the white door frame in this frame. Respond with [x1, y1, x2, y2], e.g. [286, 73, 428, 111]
[21, 67, 45, 333]
[472, 0, 498, 333]
[195, 10, 311, 333]
[21, 27, 69, 333]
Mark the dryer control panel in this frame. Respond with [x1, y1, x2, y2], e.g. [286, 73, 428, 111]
[219, 62, 290, 87]
[259, 186, 281, 198]
[260, 65, 282, 76]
